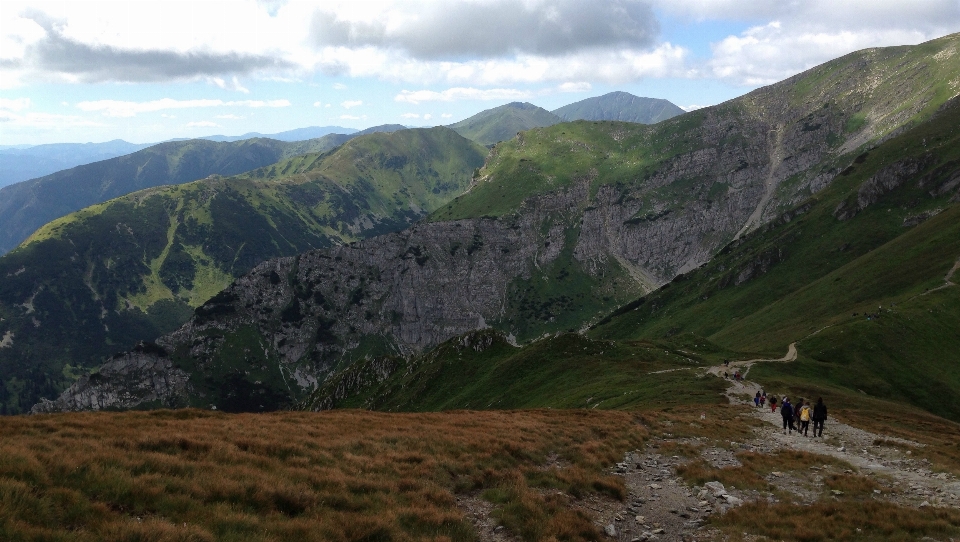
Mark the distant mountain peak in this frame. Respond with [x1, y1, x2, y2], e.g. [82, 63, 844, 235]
[552, 92, 685, 124]
[448, 102, 561, 145]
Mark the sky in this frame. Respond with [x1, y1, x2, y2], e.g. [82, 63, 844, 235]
[1, 0, 958, 146]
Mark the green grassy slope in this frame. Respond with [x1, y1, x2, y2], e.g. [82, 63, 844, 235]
[448, 102, 562, 145]
[590, 98, 960, 421]
[0, 128, 487, 414]
[301, 330, 729, 412]
[0, 135, 356, 256]
[552, 92, 686, 124]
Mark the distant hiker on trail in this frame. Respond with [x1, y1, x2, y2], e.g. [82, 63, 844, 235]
[812, 397, 828, 437]
[760, 392, 767, 408]
[781, 398, 795, 434]
[799, 401, 812, 436]
[754, 391, 761, 408]
[769, 396, 777, 412]
[724, 371, 728, 379]
[793, 397, 804, 429]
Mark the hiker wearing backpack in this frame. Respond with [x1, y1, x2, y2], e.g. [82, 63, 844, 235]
[769, 396, 777, 412]
[799, 401, 812, 436]
[812, 397, 828, 437]
[780, 398, 795, 434]
[760, 392, 767, 408]
[754, 391, 761, 408]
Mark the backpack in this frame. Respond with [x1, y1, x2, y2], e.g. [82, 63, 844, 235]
[800, 406, 810, 422]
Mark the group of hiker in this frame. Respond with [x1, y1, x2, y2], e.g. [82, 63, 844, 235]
[770, 393, 827, 437]
[722, 361, 829, 437]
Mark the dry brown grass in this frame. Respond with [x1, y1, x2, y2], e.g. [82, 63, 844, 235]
[676, 450, 853, 492]
[837, 408, 960, 476]
[823, 473, 884, 497]
[652, 441, 702, 458]
[0, 409, 646, 542]
[637, 405, 766, 443]
[713, 500, 960, 542]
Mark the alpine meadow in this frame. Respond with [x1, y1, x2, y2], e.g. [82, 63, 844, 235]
[1, 4, 959, 540]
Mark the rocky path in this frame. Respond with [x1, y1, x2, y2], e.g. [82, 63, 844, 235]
[592, 344, 959, 541]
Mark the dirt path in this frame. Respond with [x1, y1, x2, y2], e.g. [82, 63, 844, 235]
[714, 344, 960, 511]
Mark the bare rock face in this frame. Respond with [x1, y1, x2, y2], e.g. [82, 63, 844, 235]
[31, 343, 190, 413]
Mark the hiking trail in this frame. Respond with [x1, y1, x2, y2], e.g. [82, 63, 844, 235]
[709, 343, 959, 511]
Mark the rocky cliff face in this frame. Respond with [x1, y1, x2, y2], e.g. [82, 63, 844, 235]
[34, 34, 960, 413]
[31, 343, 191, 413]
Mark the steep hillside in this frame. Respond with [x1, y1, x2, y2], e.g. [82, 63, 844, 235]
[590, 97, 960, 420]
[0, 128, 486, 414]
[552, 91, 686, 124]
[34, 34, 960, 414]
[448, 102, 561, 145]
[0, 136, 351, 256]
[298, 330, 728, 412]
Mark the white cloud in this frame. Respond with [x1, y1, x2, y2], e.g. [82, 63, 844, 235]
[0, 97, 31, 111]
[557, 82, 592, 93]
[75, 98, 291, 117]
[423, 113, 432, 120]
[706, 22, 936, 85]
[186, 121, 218, 127]
[679, 104, 707, 112]
[0, 110, 104, 128]
[161, 113, 176, 118]
[319, 42, 689, 86]
[656, 0, 960, 86]
[313, 101, 322, 107]
[341, 100, 363, 108]
[396, 87, 532, 104]
[340, 114, 367, 120]
[441, 113, 452, 118]
[400, 113, 420, 118]
[216, 114, 244, 119]
[332, 82, 347, 89]
[210, 76, 250, 93]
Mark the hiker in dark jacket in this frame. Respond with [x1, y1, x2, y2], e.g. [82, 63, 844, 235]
[812, 397, 828, 437]
[780, 398, 795, 434]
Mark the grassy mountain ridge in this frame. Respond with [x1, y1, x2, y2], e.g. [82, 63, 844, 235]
[0, 136, 353, 256]
[0, 127, 487, 414]
[448, 102, 562, 146]
[552, 91, 686, 124]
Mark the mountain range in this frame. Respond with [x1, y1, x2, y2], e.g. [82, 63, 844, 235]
[0, 126, 409, 256]
[22, 33, 960, 422]
[0, 126, 365, 188]
[447, 93, 686, 146]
